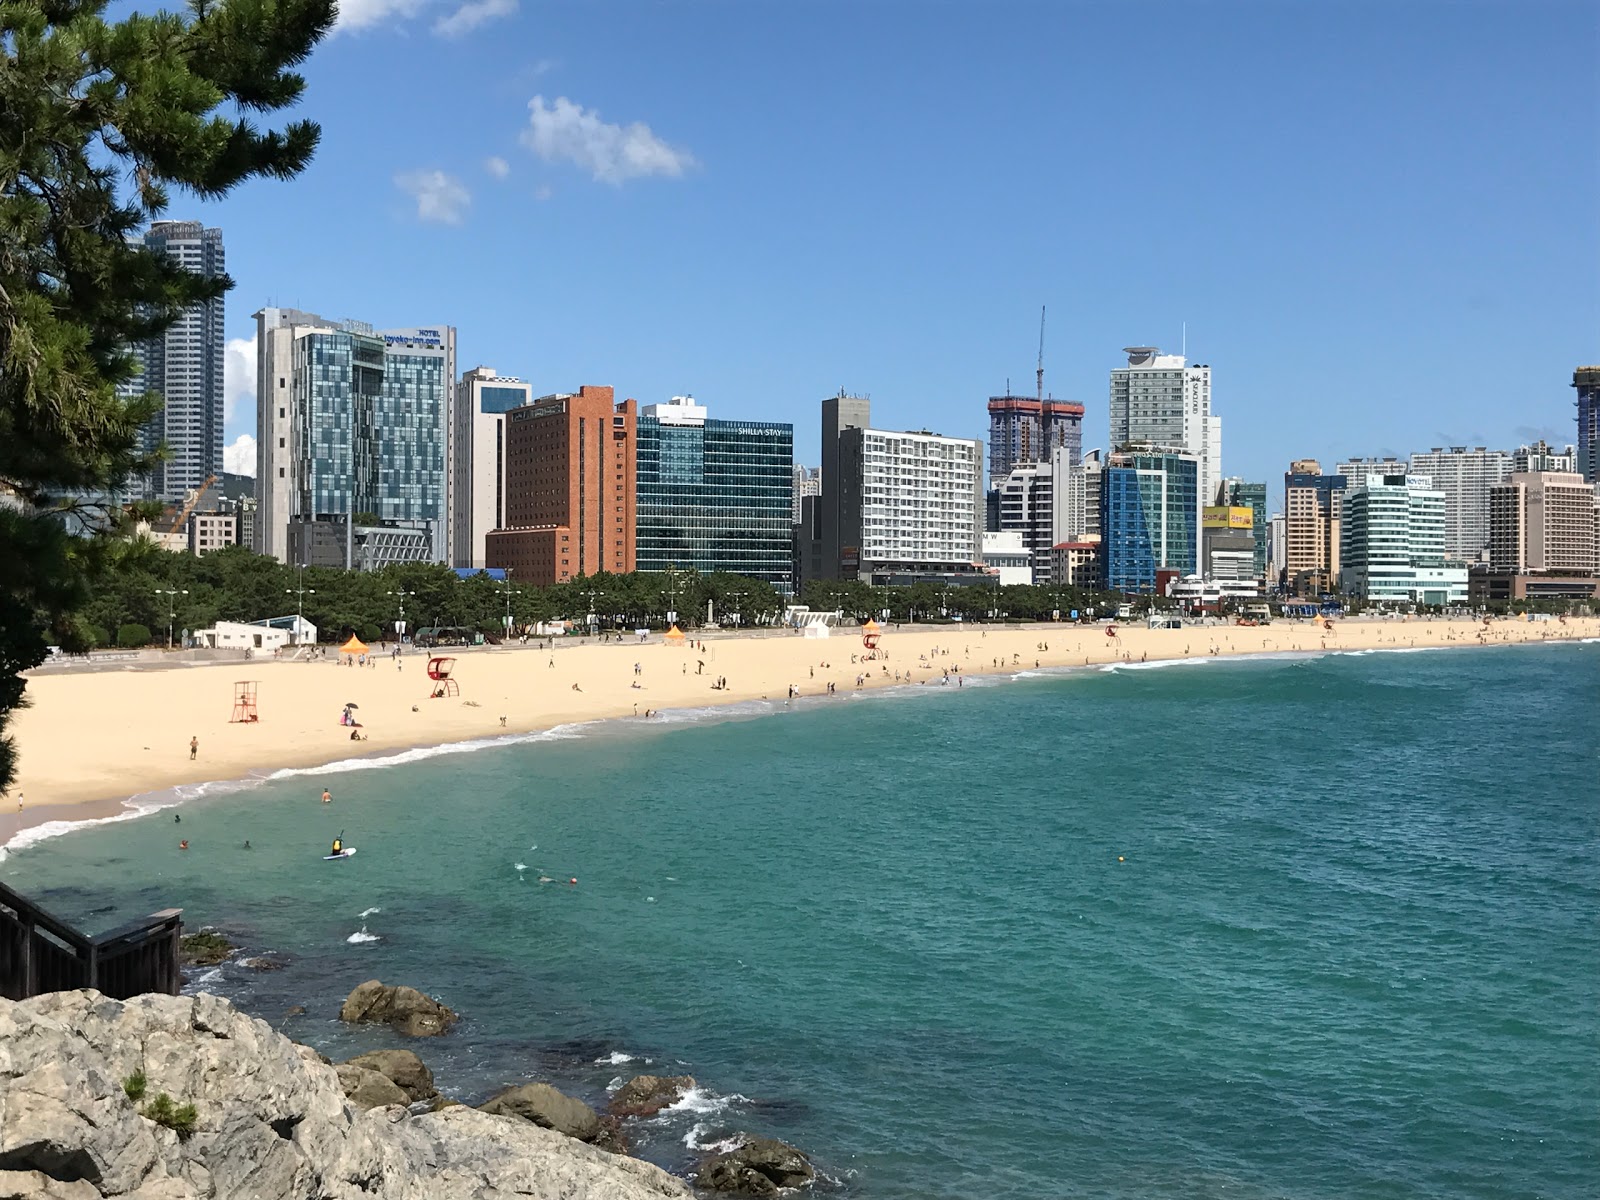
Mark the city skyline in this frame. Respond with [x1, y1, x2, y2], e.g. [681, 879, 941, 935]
[177, 1, 1589, 491]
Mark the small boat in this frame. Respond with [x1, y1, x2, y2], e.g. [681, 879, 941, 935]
[323, 847, 357, 860]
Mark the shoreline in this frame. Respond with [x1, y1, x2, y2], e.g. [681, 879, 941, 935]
[4, 617, 1596, 857]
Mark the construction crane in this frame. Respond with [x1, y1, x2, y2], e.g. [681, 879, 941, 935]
[165, 474, 217, 539]
[1036, 305, 1046, 405]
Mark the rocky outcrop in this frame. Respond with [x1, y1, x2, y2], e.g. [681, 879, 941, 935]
[698, 1137, 815, 1195]
[479, 1082, 602, 1142]
[0, 990, 691, 1199]
[338, 980, 458, 1037]
[340, 1050, 436, 1104]
[608, 1075, 695, 1118]
[334, 1063, 409, 1111]
[176, 931, 235, 967]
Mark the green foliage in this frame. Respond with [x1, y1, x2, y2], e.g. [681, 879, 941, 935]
[142, 1092, 198, 1137]
[83, 623, 109, 648]
[122, 1070, 147, 1101]
[0, 0, 335, 792]
[116, 622, 152, 648]
[359, 623, 382, 644]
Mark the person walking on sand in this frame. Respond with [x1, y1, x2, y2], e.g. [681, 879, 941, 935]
[189, 735, 198, 761]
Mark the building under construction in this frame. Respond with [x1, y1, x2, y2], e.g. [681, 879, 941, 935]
[987, 395, 1084, 482]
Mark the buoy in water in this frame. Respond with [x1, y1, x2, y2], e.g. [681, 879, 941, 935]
[569, 877, 578, 885]
[1118, 856, 1125, 862]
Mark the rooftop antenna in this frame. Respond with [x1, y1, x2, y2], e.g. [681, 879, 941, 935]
[1181, 321, 1187, 359]
[1036, 305, 1046, 405]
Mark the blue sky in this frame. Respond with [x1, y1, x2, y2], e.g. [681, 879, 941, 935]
[204, 0, 1599, 492]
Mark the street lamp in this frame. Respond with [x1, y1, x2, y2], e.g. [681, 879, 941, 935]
[286, 564, 314, 645]
[498, 570, 521, 637]
[386, 589, 417, 643]
[154, 588, 189, 650]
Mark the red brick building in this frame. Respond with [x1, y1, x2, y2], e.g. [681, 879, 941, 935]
[486, 386, 637, 584]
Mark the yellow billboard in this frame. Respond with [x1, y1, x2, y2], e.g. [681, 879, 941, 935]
[1203, 505, 1254, 530]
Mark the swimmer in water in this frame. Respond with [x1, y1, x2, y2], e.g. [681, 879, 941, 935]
[321, 789, 332, 804]
[243, 840, 252, 850]
[179, 840, 189, 850]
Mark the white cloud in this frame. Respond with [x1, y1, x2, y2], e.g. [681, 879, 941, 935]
[395, 169, 471, 224]
[333, 0, 431, 33]
[434, 0, 516, 36]
[223, 334, 255, 424]
[224, 434, 257, 477]
[485, 155, 511, 180]
[520, 95, 696, 184]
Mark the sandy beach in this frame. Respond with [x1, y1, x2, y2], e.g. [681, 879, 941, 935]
[3, 614, 1595, 849]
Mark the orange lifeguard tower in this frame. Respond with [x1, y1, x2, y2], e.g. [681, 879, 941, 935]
[862, 618, 882, 657]
[427, 656, 459, 698]
[230, 681, 259, 723]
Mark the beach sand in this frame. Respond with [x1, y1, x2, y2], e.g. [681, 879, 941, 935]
[4, 615, 1594, 847]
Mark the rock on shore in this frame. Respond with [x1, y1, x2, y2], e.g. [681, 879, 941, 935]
[338, 979, 458, 1037]
[0, 990, 691, 1199]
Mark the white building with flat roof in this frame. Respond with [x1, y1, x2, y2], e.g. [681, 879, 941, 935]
[1407, 446, 1511, 562]
[1340, 473, 1467, 605]
[451, 366, 533, 568]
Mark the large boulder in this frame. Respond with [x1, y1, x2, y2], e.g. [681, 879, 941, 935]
[698, 1137, 815, 1196]
[338, 980, 458, 1037]
[178, 930, 236, 967]
[479, 1082, 602, 1142]
[608, 1075, 695, 1118]
[0, 990, 692, 1199]
[341, 1050, 436, 1104]
[335, 1064, 409, 1111]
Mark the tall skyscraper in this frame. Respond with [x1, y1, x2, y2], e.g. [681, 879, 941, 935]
[1284, 460, 1347, 596]
[254, 309, 455, 568]
[485, 386, 636, 584]
[1100, 448, 1199, 594]
[636, 395, 794, 590]
[128, 222, 226, 502]
[1340, 473, 1466, 605]
[811, 394, 983, 582]
[1219, 478, 1269, 578]
[1575, 366, 1600, 483]
[1406, 446, 1511, 562]
[1488, 472, 1597, 574]
[450, 366, 533, 568]
[791, 465, 821, 523]
[987, 395, 1084, 482]
[1108, 347, 1222, 506]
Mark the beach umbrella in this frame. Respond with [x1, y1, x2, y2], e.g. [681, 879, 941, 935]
[345, 702, 359, 709]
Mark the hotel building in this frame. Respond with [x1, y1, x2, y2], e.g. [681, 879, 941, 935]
[485, 386, 637, 585]
[1284, 460, 1347, 596]
[1575, 366, 1600, 484]
[1487, 472, 1597, 574]
[1108, 347, 1221, 507]
[1340, 473, 1466, 605]
[1100, 448, 1199, 594]
[254, 309, 454, 568]
[635, 395, 794, 590]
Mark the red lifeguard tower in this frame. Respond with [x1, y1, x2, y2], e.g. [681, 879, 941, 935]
[861, 618, 882, 659]
[230, 681, 259, 723]
[427, 656, 459, 699]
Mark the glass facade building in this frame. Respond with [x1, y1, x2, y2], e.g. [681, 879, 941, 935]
[1220, 478, 1269, 577]
[1100, 450, 1199, 593]
[635, 397, 794, 590]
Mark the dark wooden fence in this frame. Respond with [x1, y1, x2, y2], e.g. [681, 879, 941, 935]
[1, 882, 182, 1001]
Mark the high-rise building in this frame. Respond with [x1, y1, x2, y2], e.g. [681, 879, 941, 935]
[1340, 473, 1466, 605]
[1284, 460, 1347, 596]
[1511, 441, 1576, 474]
[810, 394, 982, 582]
[450, 367, 533, 568]
[1406, 446, 1511, 562]
[994, 460, 1054, 582]
[987, 395, 1084, 482]
[635, 395, 794, 590]
[1574, 366, 1600, 483]
[1202, 506, 1258, 585]
[791, 465, 821, 523]
[485, 386, 637, 584]
[1268, 512, 1287, 581]
[1054, 448, 1103, 545]
[1108, 347, 1221, 506]
[1218, 478, 1269, 578]
[254, 309, 455, 567]
[1100, 448, 1199, 594]
[127, 222, 226, 502]
[1488, 472, 1598, 574]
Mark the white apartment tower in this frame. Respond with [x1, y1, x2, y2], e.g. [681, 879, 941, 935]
[1054, 447, 1103, 544]
[1340, 473, 1467, 605]
[1406, 446, 1511, 562]
[451, 367, 533, 568]
[1109, 347, 1222, 507]
[1488, 472, 1598, 574]
[127, 222, 226, 502]
[1511, 441, 1577, 474]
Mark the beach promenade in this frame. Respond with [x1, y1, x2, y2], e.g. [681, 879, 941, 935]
[3, 615, 1594, 847]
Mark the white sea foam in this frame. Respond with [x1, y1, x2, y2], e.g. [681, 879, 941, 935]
[1098, 656, 1214, 673]
[514, 862, 528, 872]
[596, 1051, 638, 1066]
[662, 1086, 749, 1116]
[195, 967, 224, 985]
[358, 906, 381, 918]
[263, 724, 590, 781]
[683, 1123, 744, 1153]
[347, 927, 380, 944]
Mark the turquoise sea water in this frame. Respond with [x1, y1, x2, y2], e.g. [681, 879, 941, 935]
[5, 643, 1598, 1199]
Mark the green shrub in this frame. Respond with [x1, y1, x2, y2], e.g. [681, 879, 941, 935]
[116, 622, 152, 648]
[122, 1070, 147, 1101]
[84, 624, 110, 649]
[143, 1092, 198, 1137]
[360, 623, 383, 644]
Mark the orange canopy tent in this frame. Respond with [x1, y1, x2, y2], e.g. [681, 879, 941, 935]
[862, 619, 881, 633]
[340, 635, 369, 655]
[664, 625, 686, 642]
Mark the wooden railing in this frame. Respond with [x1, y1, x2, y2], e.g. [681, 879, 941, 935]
[0, 882, 182, 1001]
